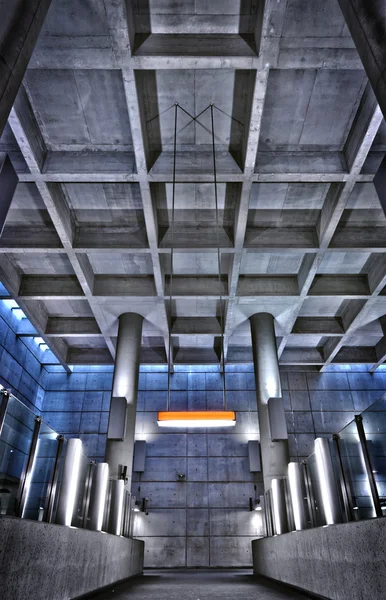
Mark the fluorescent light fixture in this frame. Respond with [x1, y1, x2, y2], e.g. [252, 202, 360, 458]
[3, 299, 18, 309]
[255, 506, 262, 511]
[11, 307, 26, 319]
[157, 411, 236, 428]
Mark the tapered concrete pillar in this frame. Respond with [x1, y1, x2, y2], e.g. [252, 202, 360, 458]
[250, 313, 290, 491]
[337, 0, 386, 122]
[105, 313, 143, 487]
[0, 0, 52, 136]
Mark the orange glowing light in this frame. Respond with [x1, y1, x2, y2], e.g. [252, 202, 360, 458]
[157, 411, 236, 428]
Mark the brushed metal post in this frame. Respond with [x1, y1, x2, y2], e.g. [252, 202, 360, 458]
[17, 416, 41, 518]
[303, 460, 317, 527]
[0, 389, 10, 436]
[81, 461, 95, 528]
[332, 434, 355, 522]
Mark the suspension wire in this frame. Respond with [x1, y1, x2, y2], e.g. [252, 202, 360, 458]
[176, 103, 211, 122]
[210, 103, 227, 411]
[167, 103, 178, 411]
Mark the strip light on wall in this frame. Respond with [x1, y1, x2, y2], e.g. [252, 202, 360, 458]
[157, 411, 236, 428]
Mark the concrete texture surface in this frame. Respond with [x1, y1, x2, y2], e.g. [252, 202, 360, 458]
[0, 0, 385, 371]
[252, 517, 386, 600]
[86, 569, 314, 600]
[0, 517, 144, 600]
[35, 360, 386, 567]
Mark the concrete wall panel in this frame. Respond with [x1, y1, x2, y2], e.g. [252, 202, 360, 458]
[210, 536, 254, 567]
[252, 518, 386, 600]
[143, 537, 186, 568]
[133, 509, 186, 537]
[0, 517, 143, 600]
[187, 537, 209, 567]
[209, 509, 265, 537]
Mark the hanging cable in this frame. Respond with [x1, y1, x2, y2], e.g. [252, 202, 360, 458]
[167, 103, 178, 411]
[210, 103, 227, 411]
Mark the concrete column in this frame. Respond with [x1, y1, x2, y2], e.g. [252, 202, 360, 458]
[0, 0, 52, 136]
[250, 313, 290, 491]
[105, 312, 143, 486]
[337, 0, 386, 122]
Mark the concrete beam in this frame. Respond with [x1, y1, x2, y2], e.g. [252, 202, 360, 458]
[292, 317, 345, 336]
[18, 275, 84, 299]
[122, 63, 171, 365]
[8, 90, 117, 359]
[171, 317, 221, 336]
[0, 154, 18, 237]
[66, 347, 113, 365]
[338, 0, 386, 122]
[0, 0, 52, 135]
[0, 254, 69, 370]
[45, 317, 102, 337]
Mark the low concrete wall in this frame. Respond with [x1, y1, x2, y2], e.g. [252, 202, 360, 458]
[0, 517, 144, 600]
[252, 518, 386, 600]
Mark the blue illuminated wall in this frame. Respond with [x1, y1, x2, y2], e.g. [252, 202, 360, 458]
[0, 299, 46, 412]
[1, 295, 386, 566]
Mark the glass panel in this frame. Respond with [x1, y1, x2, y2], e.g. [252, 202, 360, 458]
[22, 422, 58, 521]
[0, 395, 35, 516]
[362, 395, 386, 514]
[71, 451, 91, 528]
[339, 419, 376, 520]
[50, 438, 67, 523]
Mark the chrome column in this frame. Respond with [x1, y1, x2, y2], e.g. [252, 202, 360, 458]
[314, 437, 342, 525]
[288, 462, 308, 530]
[109, 479, 125, 535]
[271, 478, 289, 534]
[56, 438, 83, 527]
[89, 462, 109, 531]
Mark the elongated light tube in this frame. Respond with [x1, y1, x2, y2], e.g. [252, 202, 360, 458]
[157, 411, 236, 428]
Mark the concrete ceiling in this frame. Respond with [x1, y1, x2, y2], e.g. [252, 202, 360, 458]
[1, 0, 386, 371]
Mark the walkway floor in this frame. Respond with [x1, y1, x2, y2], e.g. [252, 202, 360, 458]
[91, 569, 312, 600]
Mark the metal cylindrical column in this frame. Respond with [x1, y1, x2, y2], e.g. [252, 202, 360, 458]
[337, 0, 386, 122]
[271, 478, 289, 535]
[250, 313, 290, 491]
[56, 438, 83, 527]
[288, 462, 308, 531]
[105, 312, 143, 485]
[89, 462, 109, 531]
[109, 479, 125, 536]
[314, 438, 342, 525]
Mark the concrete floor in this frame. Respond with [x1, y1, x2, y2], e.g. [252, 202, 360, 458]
[90, 570, 312, 600]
